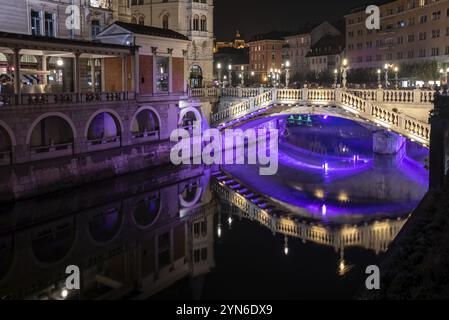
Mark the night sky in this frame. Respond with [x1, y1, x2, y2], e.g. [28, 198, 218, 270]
[214, 0, 380, 40]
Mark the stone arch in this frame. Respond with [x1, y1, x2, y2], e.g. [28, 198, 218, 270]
[26, 112, 76, 147]
[85, 109, 123, 142]
[31, 217, 77, 265]
[131, 193, 162, 229]
[130, 106, 161, 139]
[179, 180, 203, 208]
[0, 120, 16, 147]
[179, 107, 202, 127]
[87, 204, 124, 245]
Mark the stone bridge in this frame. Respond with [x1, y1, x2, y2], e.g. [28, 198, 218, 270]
[193, 87, 434, 147]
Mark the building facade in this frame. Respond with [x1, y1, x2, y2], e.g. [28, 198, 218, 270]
[306, 35, 345, 75]
[248, 32, 286, 84]
[130, 0, 214, 88]
[345, 0, 449, 69]
[283, 22, 342, 77]
[0, 0, 131, 40]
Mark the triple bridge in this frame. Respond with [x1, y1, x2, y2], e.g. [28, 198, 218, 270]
[191, 87, 434, 147]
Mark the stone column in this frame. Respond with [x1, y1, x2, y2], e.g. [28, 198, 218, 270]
[151, 47, 157, 94]
[73, 52, 81, 102]
[133, 48, 140, 96]
[121, 55, 128, 94]
[168, 48, 173, 94]
[13, 48, 21, 105]
[90, 58, 95, 92]
[41, 55, 48, 85]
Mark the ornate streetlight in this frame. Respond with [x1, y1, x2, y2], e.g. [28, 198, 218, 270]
[217, 62, 222, 87]
[341, 58, 348, 89]
[384, 63, 390, 89]
[394, 66, 399, 90]
[228, 64, 233, 87]
[285, 60, 291, 88]
[240, 65, 245, 87]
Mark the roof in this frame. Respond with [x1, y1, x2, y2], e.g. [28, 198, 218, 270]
[113, 21, 189, 41]
[347, 0, 396, 14]
[0, 31, 135, 50]
[305, 35, 345, 58]
[249, 31, 290, 42]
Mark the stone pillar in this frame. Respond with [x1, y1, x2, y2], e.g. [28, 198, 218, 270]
[151, 47, 157, 94]
[134, 49, 140, 96]
[100, 58, 106, 92]
[168, 48, 173, 94]
[90, 58, 95, 92]
[13, 48, 21, 104]
[121, 55, 128, 93]
[41, 55, 48, 85]
[376, 88, 383, 102]
[373, 130, 406, 154]
[73, 52, 81, 101]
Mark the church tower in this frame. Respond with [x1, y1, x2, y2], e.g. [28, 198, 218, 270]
[130, 0, 214, 88]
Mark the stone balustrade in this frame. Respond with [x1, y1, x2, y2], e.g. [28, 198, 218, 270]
[211, 87, 432, 145]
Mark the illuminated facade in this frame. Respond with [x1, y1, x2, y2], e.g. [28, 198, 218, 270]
[345, 0, 449, 69]
[130, 0, 214, 88]
[0, 0, 131, 40]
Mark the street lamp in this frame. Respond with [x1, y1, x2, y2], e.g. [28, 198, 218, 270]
[240, 65, 245, 87]
[384, 63, 390, 89]
[341, 58, 348, 89]
[228, 64, 232, 87]
[393, 66, 399, 90]
[217, 62, 222, 87]
[333, 69, 338, 87]
[285, 60, 291, 88]
[377, 69, 382, 88]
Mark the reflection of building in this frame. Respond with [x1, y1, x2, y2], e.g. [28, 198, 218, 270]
[345, 0, 449, 69]
[0, 0, 131, 40]
[0, 168, 216, 299]
[130, 0, 214, 88]
[214, 30, 248, 52]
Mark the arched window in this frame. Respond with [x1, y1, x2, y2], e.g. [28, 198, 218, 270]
[200, 16, 207, 31]
[193, 15, 199, 31]
[162, 14, 169, 29]
[138, 16, 144, 25]
[29, 115, 74, 155]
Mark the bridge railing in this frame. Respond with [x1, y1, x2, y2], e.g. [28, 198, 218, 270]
[210, 87, 432, 144]
[347, 88, 434, 105]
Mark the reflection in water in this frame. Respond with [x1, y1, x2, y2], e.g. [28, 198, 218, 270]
[0, 116, 429, 299]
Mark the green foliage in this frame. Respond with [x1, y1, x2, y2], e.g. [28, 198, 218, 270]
[399, 61, 440, 81]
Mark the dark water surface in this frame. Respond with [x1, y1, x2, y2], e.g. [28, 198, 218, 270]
[0, 115, 429, 300]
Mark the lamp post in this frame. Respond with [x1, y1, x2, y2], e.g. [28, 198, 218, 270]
[285, 60, 291, 88]
[217, 62, 222, 88]
[377, 69, 382, 88]
[333, 69, 338, 87]
[341, 58, 348, 89]
[393, 66, 399, 90]
[384, 63, 389, 89]
[240, 65, 245, 87]
[228, 64, 232, 87]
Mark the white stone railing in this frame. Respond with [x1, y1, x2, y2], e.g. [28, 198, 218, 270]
[211, 90, 274, 124]
[348, 88, 434, 105]
[213, 176, 406, 253]
[210, 87, 432, 145]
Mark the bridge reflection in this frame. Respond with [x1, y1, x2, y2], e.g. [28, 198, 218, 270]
[213, 174, 407, 258]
